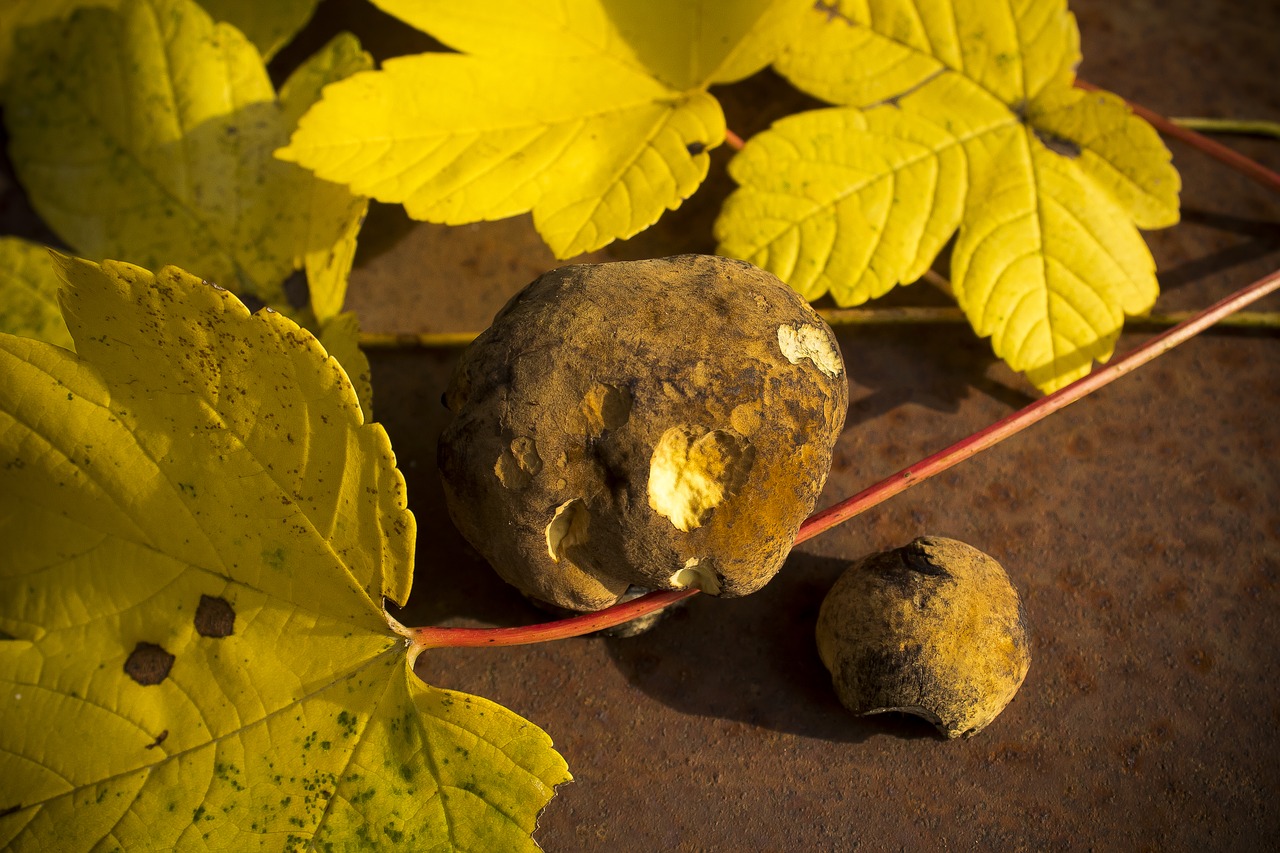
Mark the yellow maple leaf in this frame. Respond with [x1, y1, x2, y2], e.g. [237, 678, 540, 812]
[0, 255, 569, 850]
[278, 0, 812, 258]
[715, 0, 1180, 392]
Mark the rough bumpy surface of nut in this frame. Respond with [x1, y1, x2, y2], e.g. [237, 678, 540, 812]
[438, 254, 848, 611]
[816, 536, 1032, 738]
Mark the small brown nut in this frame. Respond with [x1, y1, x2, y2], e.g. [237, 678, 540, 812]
[437, 254, 847, 612]
[816, 536, 1031, 738]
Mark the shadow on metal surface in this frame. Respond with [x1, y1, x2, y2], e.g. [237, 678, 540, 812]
[603, 551, 948, 743]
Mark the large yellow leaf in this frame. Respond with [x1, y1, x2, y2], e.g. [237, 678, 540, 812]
[4, 0, 368, 320]
[0, 237, 73, 349]
[278, 0, 812, 258]
[0, 256, 570, 850]
[716, 0, 1180, 392]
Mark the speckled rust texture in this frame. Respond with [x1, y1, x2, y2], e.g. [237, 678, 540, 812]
[437, 255, 847, 610]
[7, 0, 1279, 848]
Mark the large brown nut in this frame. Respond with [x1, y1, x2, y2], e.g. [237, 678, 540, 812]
[438, 254, 848, 612]
[816, 537, 1032, 738]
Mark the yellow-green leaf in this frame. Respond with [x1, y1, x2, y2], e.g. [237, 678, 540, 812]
[278, 0, 811, 258]
[0, 0, 314, 86]
[0, 0, 106, 92]
[0, 256, 569, 850]
[718, 0, 1180, 392]
[4, 0, 367, 321]
[0, 237, 72, 349]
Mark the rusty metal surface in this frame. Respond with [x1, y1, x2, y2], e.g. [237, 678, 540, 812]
[9, 0, 1280, 848]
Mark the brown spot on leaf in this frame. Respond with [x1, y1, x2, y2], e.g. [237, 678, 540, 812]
[124, 642, 175, 685]
[145, 730, 169, 749]
[195, 595, 235, 638]
[1033, 127, 1082, 158]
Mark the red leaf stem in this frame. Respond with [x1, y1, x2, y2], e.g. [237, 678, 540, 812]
[796, 266, 1280, 543]
[410, 590, 698, 651]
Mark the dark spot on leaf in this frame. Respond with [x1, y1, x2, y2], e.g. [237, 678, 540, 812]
[124, 642, 175, 685]
[686, 141, 705, 155]
[195, 595, 236, 638]
[1033, 127, 1082, 159]
[145, 730, 169, 749]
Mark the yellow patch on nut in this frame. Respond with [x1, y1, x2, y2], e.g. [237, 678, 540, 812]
[494, 436, 542, 489]
[545, 498, 589, 563]
[778, 324, 842, 377]
[579, 383, 632, 435]
[647, 426, 753, 532]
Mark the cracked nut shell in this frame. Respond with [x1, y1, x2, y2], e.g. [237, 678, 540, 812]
[816, 536, 1032, 738]
[438, 254, 848, 612]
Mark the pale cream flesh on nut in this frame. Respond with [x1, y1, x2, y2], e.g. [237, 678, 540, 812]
[545, 498, 589, 563]
[669, 558, 721, 594]
[647, 426, 752, 532]
[777, 324, 842, 377]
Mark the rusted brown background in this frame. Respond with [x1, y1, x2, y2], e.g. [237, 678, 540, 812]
[8, 0, 1280, 848]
